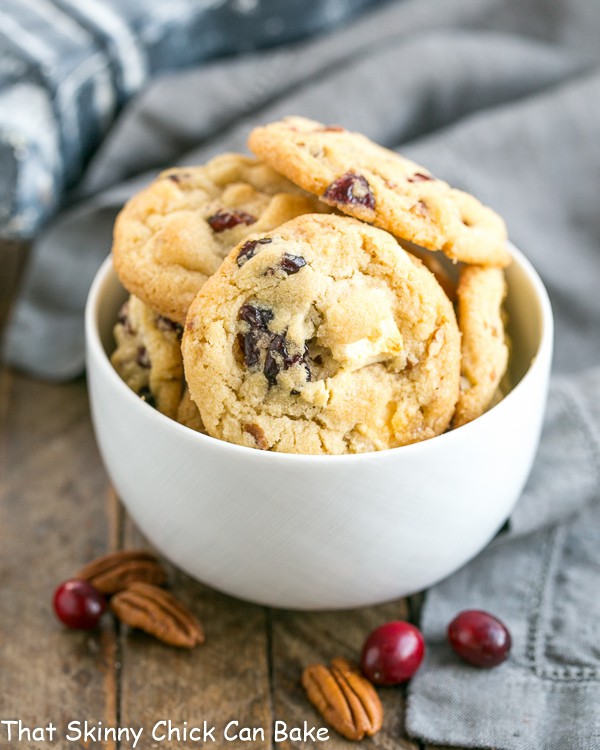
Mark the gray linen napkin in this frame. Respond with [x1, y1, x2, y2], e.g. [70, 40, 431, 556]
[3, 1, 600, 746]
[0, 0, 386, 238]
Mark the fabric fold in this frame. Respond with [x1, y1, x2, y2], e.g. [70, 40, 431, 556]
[406, 370, 600, 750]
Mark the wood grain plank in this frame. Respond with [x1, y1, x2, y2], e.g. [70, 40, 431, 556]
[0, 371, 118, 749]
[0, 239, 29, 335]
[270, 600, 420, 749]
[118, 519, 273, 749]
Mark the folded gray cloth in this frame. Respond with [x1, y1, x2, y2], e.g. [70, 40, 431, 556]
[408, 368, 600, 750]
[0, 0, 386, 238]
[3, 0, 600, 747]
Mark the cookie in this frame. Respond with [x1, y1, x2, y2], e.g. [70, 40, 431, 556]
[182, 214, 461, 454]
[404, 244, 457, 303]
[453, 266, 509, 428]
[176, 386, 205, 433]
[248, 117, 510, 267]
[113, 153, 329, 325]
[111, 295, 184, 418]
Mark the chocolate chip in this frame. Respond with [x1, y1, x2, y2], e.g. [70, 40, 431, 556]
[208, 209, 257, 233]
[237, 238, 272, 267]
[136, 346, 151, 368]
[323, 173, 375, 210]
[408, 172, 435, 183]
[138, 387, 156, 408]
[156, 315, 183, 334]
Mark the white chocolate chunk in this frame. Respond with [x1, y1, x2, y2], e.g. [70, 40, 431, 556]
[318, 285, 403, 371]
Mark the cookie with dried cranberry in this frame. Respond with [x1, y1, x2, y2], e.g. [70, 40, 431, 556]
[182, 214, 461, 454]
[111, 295, 184, 418]
[248, 117, 510, 268]
[113, 153, 329, 325]
[453, 266, 509, 428]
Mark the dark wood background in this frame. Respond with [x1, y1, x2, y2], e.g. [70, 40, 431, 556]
[0, 241, 475, 750]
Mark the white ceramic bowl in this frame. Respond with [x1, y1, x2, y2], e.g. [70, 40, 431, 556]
[85, 244, 552, 610]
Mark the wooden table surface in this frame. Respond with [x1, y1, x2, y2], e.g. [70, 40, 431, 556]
[0, 244, 469, 750]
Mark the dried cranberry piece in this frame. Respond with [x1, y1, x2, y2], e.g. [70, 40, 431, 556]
[264, 336, 312, 386]
[136, 346, 151, 368]
[278, 253, 307, 275]
[412, 200, 429, 216]
[138, 387, 156, 408]
[322, 124, 345, 132]
[156, 316, 183, 334]
[304, 360, 312, 383]
[263, 334, 288, 385]
[238, 303, 274, 330]
[237, 238, 272, 267]
[237, 304, 276, 369]
[236, 301, 311, 390]
[237, 332, 261, 368]
[117, 301, 134, 334]
[167, 172, 191, 183]
[208, 209, 257, 233]
[408, 172, 435, 183]
[117, 301, 129, 326]
[323, 172, 375, 210]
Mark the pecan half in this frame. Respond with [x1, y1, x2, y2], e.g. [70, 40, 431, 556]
[110, 582, 204, 648]
[76, 550, 167, 595]
[301, 658, 383, 741]
[243, 423, 269, 450]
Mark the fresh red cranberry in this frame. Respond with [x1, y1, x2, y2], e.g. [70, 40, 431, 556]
[448, 610, 511, 667]
[53, 579, 106, 630]
[360, 621, 425, 685]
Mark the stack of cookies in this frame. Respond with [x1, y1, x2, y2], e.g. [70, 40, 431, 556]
[111, 117, 510, 455]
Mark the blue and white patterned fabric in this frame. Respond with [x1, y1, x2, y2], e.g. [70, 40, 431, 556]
[0, 0, 386, 238]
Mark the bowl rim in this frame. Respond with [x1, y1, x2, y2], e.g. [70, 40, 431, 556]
[85, 242, 553, 464]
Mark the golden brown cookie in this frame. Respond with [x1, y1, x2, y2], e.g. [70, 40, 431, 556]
[176, 386, 205, 433]
[111, 295, 184, 418]
[113, 153, 329, 325]
[248, 117, 510, 267]
[453, 265, 509, 427]
[404, 244, 458, 303]
[182, 214, 461, 454]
